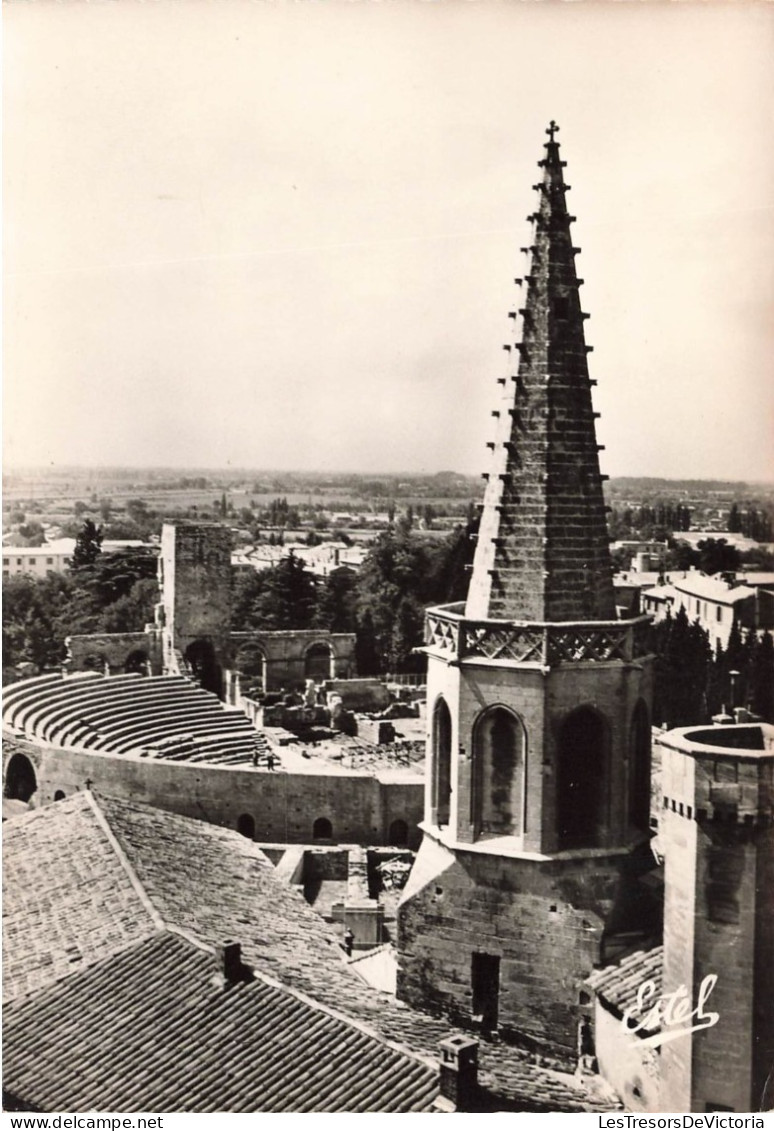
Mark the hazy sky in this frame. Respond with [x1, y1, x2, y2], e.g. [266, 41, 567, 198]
[4, 0, 774, 480]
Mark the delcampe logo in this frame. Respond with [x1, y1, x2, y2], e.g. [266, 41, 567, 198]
[621, 974, 719, 1049]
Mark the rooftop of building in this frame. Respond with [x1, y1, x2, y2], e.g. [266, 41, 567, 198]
[3, 793, 620, 1113]
[641, 574, 759, 606]
[4, 931, 441, 1113]
[3, 538, 151, 557]
[671, 574, 758, 604]
[738, 571, 774, 588]
[586, 944, 663, 1036]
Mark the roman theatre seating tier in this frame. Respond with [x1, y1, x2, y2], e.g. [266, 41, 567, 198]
[3, 673, 260, 765]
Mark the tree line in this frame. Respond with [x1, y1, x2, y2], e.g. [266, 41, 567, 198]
[653, 609, 773, 726]
[727, 503, 773, 543]
[3, 522, 159, 679]
[2, 517, 477, 681]
[4, 516, 772, 725]
[231, 516, 476, 675]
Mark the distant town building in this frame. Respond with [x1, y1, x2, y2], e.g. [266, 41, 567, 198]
[675, 529, 764, 553]
[232, 541, 367, 578]
[2, 538, 150, 578]
[642, 571, 773, 651]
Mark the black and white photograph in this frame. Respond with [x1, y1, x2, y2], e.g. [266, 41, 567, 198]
[3, 0, 774, 1119]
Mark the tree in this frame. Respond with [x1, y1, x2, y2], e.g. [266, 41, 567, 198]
[720, 620, 754, 711]
[2, 572, 73, 673]
[239, 555, 317, 631]
[696, 538, 741, 577]
[85, 547, 159, 606]
[16, 522, 46, 546]
[652, 608, 712, 728]
[355, 528, 435, 673]
[71, 520, 103, 569]
[231, 570, 269, 630]
[427, 518, 479, 604]
[314, 567, 358, 634]
[749, 632, 774, 722]
[99, 577, 159, 634]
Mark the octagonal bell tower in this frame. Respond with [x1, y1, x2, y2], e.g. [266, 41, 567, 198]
[398, 124, 657, 1058]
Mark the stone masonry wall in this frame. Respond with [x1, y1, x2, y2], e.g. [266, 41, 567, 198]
[66, 631, 163, 674]
[426, 650, 654, 855]
[397, 832, 630, 1057]
[230, 631, 357, 690]
[161, 523, 232, 652]
[2, 733, 423, 850]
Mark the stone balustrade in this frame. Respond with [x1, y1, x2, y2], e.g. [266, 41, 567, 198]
[425, 603, 652, 666]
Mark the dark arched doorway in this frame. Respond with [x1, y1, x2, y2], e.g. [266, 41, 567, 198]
[305, 643, 333, 683]
[313, 817, 333, 841]
[432, 697, 452, 827]
[556, 707, 609, 849]
[629, 700, 652, 833]
[237, 813, 255, 839]
[54, 790, 66, 802]
[124, 650, 149, 676]
[472, 707, 525, 839]
[184, 640, 222, 697]
[4, 753, 37, 803]
[389, 818, 409, 846]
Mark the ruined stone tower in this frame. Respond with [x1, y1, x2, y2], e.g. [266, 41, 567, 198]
[160, 522, 233, 697]
[397, 124, 657, 1057]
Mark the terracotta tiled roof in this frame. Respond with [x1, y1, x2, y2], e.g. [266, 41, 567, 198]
[4, 794, 621, 1112]
[2, 794, 159, 1004]
[3, 932, 439, 1113]
[585, 945, 664, 1034]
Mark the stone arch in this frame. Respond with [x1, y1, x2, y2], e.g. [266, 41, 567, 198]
[124, 649, 149, 676]
[184, 639, 222, 697]
[471, 706, 526, 839]
[4, 753, 37, 804]
[234, 642, 268, 694]
[82, 654, 106, 673]
[556, 706, 610, 849]
[54, 790, 66, 802]
[389, 818, 409, 846]
[629, 699, 652, 833]
[313, 816, 333, 841]
[431, 696, 452, 827]
[304, 642, 334, 682]
[237, 813, 255, 839]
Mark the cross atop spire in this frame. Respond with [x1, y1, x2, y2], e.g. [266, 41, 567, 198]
[546, 120, 560, 143]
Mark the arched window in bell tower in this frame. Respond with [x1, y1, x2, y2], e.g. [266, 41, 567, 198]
[629, 699, 652, 833]
[556, 707, 610, 849]
[472, 707, 525, 839]
[431, 697, 452, 827]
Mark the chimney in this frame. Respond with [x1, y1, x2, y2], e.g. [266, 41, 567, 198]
[438, 1034, 479, 1111]
[218, 939, 244, 985]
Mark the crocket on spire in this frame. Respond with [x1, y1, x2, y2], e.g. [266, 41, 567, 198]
[465, 124, 615, 623]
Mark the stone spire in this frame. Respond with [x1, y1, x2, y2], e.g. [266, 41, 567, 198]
[465, 122, 616, 623]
